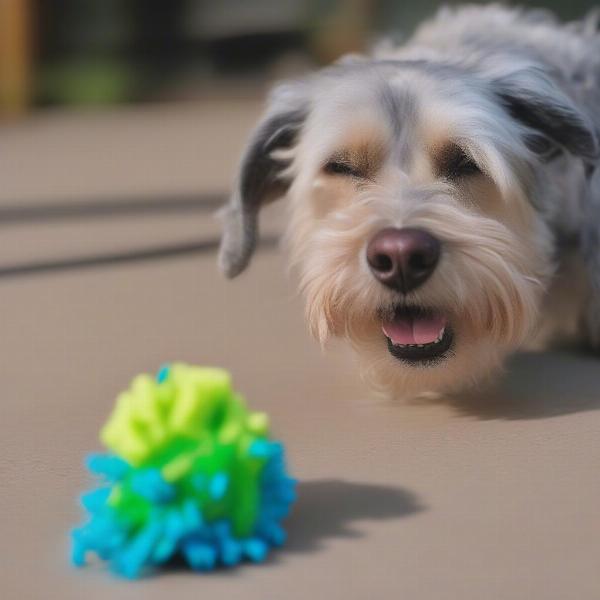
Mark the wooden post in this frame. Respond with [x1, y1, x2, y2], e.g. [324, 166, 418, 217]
[0, 0, 31, 117]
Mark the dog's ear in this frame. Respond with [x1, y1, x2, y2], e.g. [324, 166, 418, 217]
[219, 85, 308, 278]
[493, 67, 599, 163]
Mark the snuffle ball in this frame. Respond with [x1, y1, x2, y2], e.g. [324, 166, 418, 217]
[71, 363, 296, 578]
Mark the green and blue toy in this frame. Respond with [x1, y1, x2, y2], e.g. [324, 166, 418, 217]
[71, 363, 296, 578]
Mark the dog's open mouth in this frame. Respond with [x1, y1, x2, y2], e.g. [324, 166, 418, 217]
[382, 306, 454, 365]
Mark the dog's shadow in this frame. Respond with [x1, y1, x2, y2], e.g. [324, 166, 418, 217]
[283, 479, 424, 554]
[445, 349, 600, 420]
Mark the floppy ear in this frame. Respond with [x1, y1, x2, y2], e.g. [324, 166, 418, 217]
[493, 67, 599, 162]
[219, 86, 308, 278]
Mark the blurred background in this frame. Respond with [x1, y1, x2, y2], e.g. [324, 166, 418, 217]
[1, 0, 598, 116]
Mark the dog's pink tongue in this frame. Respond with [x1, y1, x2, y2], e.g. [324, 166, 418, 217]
[382, 313, 446, 345]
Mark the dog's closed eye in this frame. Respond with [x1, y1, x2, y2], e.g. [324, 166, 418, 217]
[323, 158, 364, 178]
[438, 145, 481, 180]
[322, 141, 386, 180]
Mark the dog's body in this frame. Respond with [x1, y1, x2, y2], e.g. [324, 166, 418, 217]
[220, 5, 600, 398]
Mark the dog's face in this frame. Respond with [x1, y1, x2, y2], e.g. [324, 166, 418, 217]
[220, 60, 598, 397]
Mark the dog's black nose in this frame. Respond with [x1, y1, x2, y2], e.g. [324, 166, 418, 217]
[366, 227, 441, 293]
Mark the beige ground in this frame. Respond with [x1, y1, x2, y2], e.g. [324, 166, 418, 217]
[1, 101, 599, 600]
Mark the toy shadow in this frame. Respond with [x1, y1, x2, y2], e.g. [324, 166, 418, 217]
[284, 479, 424, 554]
[443, 350, 600, 420]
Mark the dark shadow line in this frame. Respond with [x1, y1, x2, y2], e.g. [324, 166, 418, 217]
[0, 192, 226, 225]
[0, 236, 277, 280]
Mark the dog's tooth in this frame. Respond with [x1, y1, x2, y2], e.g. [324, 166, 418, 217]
[417, 344, 424, 348]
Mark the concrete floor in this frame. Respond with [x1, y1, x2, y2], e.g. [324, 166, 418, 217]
[1, 101, 599, 600]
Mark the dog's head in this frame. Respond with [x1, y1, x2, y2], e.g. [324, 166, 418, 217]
[219, 58, 598, 396]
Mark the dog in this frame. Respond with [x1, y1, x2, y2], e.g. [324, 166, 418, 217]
[219, 4, 600, 399]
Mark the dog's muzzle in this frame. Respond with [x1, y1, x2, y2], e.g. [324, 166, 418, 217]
[368, 228, 453, 364]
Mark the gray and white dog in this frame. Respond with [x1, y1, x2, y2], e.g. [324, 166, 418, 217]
[219, 4, 600, 398]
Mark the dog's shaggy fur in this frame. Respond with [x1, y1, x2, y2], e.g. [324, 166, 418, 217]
[219, 4, 600, 398]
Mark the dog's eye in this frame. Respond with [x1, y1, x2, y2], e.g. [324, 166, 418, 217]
[323, 160, 362, 178]
[441, 147, 481, 179]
